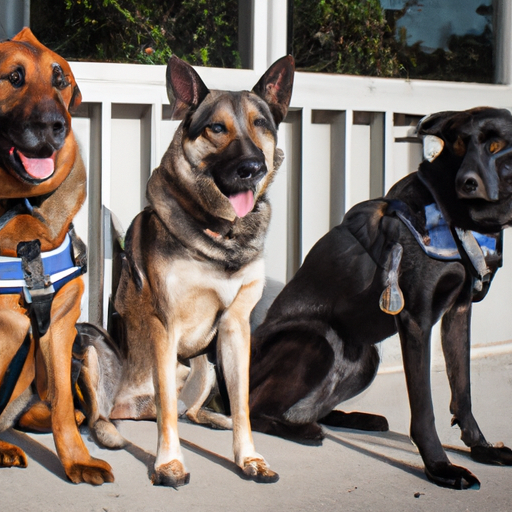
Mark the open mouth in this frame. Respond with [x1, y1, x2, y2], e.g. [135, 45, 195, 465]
[7, 147, 56, 183]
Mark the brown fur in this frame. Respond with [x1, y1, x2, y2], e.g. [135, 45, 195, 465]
[80, 55, 294, 487]
[0, 29, 113, 484]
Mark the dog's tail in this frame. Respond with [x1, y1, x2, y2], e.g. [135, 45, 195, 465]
[75, 322, 127, 449]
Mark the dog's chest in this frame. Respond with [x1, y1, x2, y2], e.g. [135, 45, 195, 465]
[160, 257, 263, 356]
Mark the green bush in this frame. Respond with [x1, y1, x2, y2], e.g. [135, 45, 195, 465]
[292, 0, 401, 77]
[30, 0, 240, 67]
[30, 0, 493, 82]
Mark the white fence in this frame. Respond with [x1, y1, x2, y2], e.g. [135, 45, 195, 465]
[67, 0, 512, 367]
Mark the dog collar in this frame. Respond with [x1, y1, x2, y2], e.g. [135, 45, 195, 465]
[389, 200, 501, 284]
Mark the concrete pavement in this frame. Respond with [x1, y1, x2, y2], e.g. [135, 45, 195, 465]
[1, 351, 511, 512]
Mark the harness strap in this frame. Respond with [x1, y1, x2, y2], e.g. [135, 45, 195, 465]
[18, 239, 55, 337]
[388, 199, 501, 289]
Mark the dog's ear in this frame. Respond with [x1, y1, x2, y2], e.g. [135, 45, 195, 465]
[252, 55, 295, 126]
[417, 110, 471, 162]
[11, 27, 37, 44]
[417, 111, 458, 137]
[166, 55, 210, 120]
[68, 84, 82, 111]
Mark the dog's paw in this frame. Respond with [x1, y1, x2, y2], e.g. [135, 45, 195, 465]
[425, 461, 480, 490]
[65, 457, 114, 485]
[152, 460, 190, 487]
[471, 443, 512, 466]
[0, 443, 28, 468]
[241, 457, 279, 483]
[320, 410, 389, 432]
[92, 419, 127, 449]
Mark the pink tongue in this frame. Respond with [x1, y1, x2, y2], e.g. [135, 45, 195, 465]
[228, 190, 254, 218]
[18, 150, 55, 179]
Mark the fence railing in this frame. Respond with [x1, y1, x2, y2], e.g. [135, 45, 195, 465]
[63, 0, 512, 368]
[69, 60, 512, 368]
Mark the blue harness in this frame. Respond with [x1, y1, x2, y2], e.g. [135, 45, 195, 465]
[420, 203, 498, 261]
[0, 197, 86, 327]
[0, 232, 83, 295]
[390, 200, 502, 284]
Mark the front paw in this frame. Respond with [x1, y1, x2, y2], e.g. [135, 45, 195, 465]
[471, 443, 512, 466]
[152, 460, 190, 487]
[425, 461, 480, 490]
[241, 457, 279, 483]
[0, 444, 28, 468]
[65, 457, 114, 485]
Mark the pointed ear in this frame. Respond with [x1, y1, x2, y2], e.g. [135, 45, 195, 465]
[11, 27, 38, 44]
[252, 55, 295, 126]
[166, 55, 210, 120]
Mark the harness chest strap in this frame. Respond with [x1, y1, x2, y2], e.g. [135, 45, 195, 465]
[0, 232, 85, 295]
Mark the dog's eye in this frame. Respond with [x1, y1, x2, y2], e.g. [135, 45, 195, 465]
[209, 123, 227, 134]
[254, 118, 267, 128]
[52, 65, 70, 90]
[453, 136, 466, 156]
[8, 68, 24, 88]
[489, 139, 506, 154]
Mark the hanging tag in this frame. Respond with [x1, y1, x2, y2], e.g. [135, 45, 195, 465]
[379, 244, 405, 315]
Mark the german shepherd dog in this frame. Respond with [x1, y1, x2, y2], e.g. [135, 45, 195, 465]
[79, 55, 294, 486]
[246, 108, 512, 489]
[0, 29, 113, 484]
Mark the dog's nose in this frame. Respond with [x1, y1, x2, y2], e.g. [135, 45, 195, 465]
[456, 170, 497, 201]
[236, 159, 265, 180]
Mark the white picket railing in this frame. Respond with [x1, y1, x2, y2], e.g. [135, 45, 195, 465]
[66, 0, 512, 367]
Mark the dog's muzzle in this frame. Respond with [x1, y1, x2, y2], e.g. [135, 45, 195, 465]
[456, 145, 512, 201]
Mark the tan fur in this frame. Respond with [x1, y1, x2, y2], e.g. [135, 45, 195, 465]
[84, 55, 294, 487]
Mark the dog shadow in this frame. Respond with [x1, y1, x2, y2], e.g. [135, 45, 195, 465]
[123, 436, 240, 481]
[0, 428, 68, 481]
[325, 427, 482, 481]
[323, 429, 426, 481]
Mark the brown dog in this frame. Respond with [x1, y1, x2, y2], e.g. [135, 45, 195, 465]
[78, 55, 294, 487]
[0, 28, 113, 485]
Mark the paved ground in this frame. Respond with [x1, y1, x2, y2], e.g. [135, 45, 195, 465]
[1, 351, 511, 512]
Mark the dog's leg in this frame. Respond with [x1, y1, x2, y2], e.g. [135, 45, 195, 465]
[218, 278, 278, 483]
[39, 279, 114, 485]
[151, 319, 190, 487]
[0, 297, 34, 468]
[77, 345, 127, 449]
[0, 388, 35, 468]
[397, 309, 480, 489]
[442, 291, 512, 466]
[180, 355, 233, 430]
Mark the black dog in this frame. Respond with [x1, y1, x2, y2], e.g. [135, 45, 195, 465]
[248, 107, 512, 489]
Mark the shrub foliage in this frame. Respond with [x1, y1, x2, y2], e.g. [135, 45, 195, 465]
[30, 0, 493, 82]
[30, 0, 240, 67]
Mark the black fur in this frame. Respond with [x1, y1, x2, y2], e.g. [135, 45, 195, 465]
[248, 107, 512, 489]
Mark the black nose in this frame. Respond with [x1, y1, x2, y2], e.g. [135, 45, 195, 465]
[40, 112, 67, 149]
[236, 159, 265, 180]
[456, 170, 498, 201]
